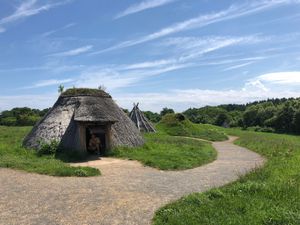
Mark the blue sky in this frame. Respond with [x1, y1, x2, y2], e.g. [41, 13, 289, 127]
[1, 0, 300, 112]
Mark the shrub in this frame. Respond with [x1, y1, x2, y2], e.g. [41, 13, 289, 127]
[246, 126, 275, 133]
[175, 113, 186, 121]
[37, 140, 59, 155]
[0, 117, 17, 126]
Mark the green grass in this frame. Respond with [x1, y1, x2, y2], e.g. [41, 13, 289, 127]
[153, 129, 300, 225]
[156, 114, 227, 141]
[111, 133, 217, 170]
[61, 88, 109, 96]
[0, 126, 100, 177]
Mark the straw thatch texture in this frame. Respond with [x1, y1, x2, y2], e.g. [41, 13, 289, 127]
[23, 90, 144, 150]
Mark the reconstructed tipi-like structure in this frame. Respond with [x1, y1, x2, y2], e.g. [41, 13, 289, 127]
[23, 88, 144, 154]
[129, 103, 156, 133]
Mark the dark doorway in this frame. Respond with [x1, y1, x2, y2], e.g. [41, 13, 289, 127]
[86, 127, 106, 155]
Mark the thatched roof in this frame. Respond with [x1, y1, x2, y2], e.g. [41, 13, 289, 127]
[74, 96, 119, 122]
[23, 88, 144, 150]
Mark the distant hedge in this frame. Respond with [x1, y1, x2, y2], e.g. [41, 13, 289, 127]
[0, 107, 49, 126]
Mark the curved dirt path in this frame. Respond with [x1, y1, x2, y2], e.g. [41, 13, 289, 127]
[0, 136, 265, 225]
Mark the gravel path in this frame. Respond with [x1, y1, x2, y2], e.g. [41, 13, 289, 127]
[0, 136, 265, 225]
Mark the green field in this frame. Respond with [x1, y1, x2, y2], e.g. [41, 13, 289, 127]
[111, 133, 217, 170]
[156, 113, 227, 141]
[153, 129, 300, 225]
[0, 126, 100, 177]
[1, 125, 218, 174]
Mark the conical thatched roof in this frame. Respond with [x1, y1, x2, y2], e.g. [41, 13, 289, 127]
[129, 103, 156, 133]
[23, 88, 144, 151]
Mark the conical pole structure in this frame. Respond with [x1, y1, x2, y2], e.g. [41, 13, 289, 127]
[129, 103, 156, 133]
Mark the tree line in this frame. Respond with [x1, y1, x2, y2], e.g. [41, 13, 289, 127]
[142, 98, 300, 134]
[0, 107, 49, 126]
[183, 98, 300, 134]
[1, 97, 300, 134]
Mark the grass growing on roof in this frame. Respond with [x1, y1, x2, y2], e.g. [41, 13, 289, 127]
[153, 129, 300, 225]
[61, 88, 109, 97]
[111, 133, 217, 170]
[0, 126, 100, 177]
[156, 113, 227, 141]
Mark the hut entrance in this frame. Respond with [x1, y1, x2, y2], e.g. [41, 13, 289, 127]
[86, 126, 106, 155]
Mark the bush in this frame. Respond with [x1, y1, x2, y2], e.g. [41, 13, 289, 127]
[37, 140, 59, 155]
[246, 126, 275, 133]
[175, 113, 186, 121]
[0, 117, 17, 126]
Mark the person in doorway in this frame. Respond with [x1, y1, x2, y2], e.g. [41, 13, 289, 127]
[88, 134, 101, 156]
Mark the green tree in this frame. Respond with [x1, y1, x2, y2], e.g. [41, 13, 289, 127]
[215, 112, 230, 127]
[243, 105, 259, 127]
[143, 111, 161, 123]
[160, 108, 175, 117]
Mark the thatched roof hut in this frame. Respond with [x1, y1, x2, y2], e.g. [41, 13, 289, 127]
[129, 103, 156, 133]
[23, 88, 144, 154]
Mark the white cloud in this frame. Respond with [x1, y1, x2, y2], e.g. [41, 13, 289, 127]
[92, 0, 299, 54]
[121, 59, 173, 70]
[115, 87, 300, 112]
[73, 63, 190, 90]
[243, 80, 269, 92]
[162, 36, 261, 51]
[115, 0, 176, 19]
[176, 36, 263, 62]
[115, 35, 264, 72]
[223, 62, 254, 71]
[0, 0, 72, 32]
[2, 84, 300, 112]
[48, 45, 93, 57]
[0, 94, 57, 111]
[3, 71, 300, 112]
[74, 69, 141, 90]
[116, 35, 263, 73]
[23, 78, 73, 89]
[256, 71, 300, 84]
[41, 23, 76, 37]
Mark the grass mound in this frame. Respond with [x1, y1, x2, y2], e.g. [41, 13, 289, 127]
[0, 126, 100, 177]
[111, 133, 217, 170]
[61, 88, 110, 97]
[156, 113, 227, 141]
[153, 129, 300, 225]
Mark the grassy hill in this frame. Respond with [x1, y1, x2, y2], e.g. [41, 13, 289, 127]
[156, 113, 227, 141]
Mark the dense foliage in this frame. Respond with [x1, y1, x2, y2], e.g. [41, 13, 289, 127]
[183, 98, 300, 134]
[0, 107, 49, 126]
[153, 129, 300, 225]
[143, 111, 161, 123]
[160, 107, 175, 117]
